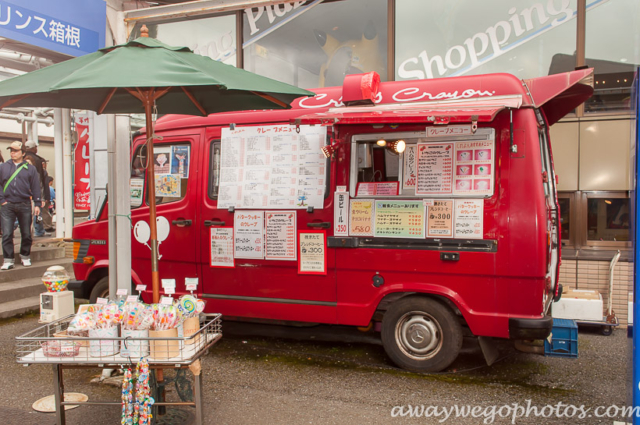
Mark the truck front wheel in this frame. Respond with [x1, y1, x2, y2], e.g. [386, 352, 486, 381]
[89, 276, 110, 303]
[381, 296, 462, 373]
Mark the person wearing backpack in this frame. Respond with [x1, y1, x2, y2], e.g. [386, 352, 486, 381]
[0, 141, 41, 269]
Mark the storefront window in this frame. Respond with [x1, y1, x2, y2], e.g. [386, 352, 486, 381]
[395, 0, 577, 81]
[130, 15, 237, 65]
[584, 0, 640, 114]
[586, 197, 630, 241]
[558, 197, 571, 244]
[243, 0, 387, 88]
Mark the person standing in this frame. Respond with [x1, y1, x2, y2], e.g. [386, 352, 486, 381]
[24, 140, 50, 237]
[0, 141, 41, 269]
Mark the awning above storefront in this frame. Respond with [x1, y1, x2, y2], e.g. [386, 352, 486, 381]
[293, 95, 523, 126]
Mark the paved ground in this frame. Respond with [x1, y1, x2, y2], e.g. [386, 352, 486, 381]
[0, 315, 630, 424]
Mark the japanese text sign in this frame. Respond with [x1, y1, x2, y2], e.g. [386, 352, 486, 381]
[298, 231, 326, 275]
[374, 200, 425, 238]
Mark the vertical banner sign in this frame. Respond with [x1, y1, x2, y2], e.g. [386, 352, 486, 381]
[427, 199, 454, 238]
[454, 199, 484, 239]
[73, 115, 91, 210]
[334, 190, 349, 236]
[298, 231, 327, 275]
[210, 227, 235, 268]
[374, 200, 425, 238]
[265, 211, 297, 260]
[403, 144, 417, 189]
[234, 211, 265, 259]
[416, 143, 454, 195]
[349, 200, 375, 236]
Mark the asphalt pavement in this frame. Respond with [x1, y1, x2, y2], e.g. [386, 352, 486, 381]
[0, 315, 630, 424]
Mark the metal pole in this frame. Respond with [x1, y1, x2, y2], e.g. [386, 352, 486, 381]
[62, 109, 73, 238]
[53, 109, 65, 239]
[115, 115, 132, 294]
[52, 364, 66, 425]
[107, 114, 118, 297]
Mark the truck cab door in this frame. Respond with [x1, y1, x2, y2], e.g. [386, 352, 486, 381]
[130, 133, 200, 296]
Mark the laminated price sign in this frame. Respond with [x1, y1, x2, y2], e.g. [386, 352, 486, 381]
[349, 200, 375, 236]
[298, 231, 327, 275]
[454, 199, 484, 239]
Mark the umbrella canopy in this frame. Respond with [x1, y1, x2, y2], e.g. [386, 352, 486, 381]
[0, 28, 314, 303]
[0, 35, 313, 114]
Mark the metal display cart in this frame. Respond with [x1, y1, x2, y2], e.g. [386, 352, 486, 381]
[16, 313, 222, 425]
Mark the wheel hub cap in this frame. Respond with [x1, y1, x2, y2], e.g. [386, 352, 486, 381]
[400, 316, 439, 355]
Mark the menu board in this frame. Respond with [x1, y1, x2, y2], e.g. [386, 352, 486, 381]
[210, 228, 234, 268]
[334, 190, 349, 236]
[454, 199, 484, 239]
[416, 143, 454, 195]
[426, 199, 454, 238]
[265, 211, 297, 260]
[234, 211, 264, 259]
[349, 200, 375, 236]
[453, 140, 495, 196]
[298, 231, 327, 274]
[402, 145, 417, 189]
[374, 200, 425, 238]
[356, 182, 399, 197]
[219, 125, 327, 209]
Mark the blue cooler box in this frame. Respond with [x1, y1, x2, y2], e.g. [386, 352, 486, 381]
[544, 318, 578, 358]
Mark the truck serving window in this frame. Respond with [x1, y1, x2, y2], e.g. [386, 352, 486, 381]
[350, 129, 495, 198]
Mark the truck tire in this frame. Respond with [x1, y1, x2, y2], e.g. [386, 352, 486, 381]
[381, 296, 462, 373]
[89, 276, 110, 303]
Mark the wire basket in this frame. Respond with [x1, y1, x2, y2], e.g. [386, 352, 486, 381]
[16, 313, 222, 366]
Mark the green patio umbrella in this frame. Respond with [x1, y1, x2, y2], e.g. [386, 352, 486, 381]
[0, 27, 314, 302]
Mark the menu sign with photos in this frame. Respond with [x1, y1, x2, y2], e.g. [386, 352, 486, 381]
[234, 211, 265, 259]
[416, 143, 454, 195]
[265, 211, 297, 261]
[334, 190, 349, 236]
[453, 140, 494, 196]
[454, 199, 484, 239]
[426, 199, 454, 238]
[298, 231, 327, 275]
[219, 125, 327, 209]
[349, 200, 375, 236]
[374, 200, 425, 238]
[210, 227, 234, 268]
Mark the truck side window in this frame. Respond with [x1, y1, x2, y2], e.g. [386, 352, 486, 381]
[208, 140, 221, 199]
[131, 145, 146, 209]
[142, 142, 191, 206]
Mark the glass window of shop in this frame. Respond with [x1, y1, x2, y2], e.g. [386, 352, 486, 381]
[243, 0, 387, 88]
[395, 0, 577, 81]
[584, 0, 640, 114]
[130, 15, 237, 65]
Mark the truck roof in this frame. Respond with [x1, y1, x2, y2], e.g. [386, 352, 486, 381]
[149, 69, 593, 132]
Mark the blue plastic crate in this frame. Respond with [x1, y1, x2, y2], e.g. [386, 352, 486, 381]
[544, 318, 578, 358]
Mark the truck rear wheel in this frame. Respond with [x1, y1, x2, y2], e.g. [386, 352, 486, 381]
[381, 296, 462, 373]
[89, 276, 109, 303]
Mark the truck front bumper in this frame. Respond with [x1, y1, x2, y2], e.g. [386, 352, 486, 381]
[509, 315, 553, 340]
[68, 279, 88, 300]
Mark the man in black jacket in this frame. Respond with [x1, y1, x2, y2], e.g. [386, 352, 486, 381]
[0, 141, 41, 269]
[24, 140, 51, 236]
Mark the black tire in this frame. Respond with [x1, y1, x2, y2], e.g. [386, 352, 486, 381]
[381, 296, 462, 373]
[601, 325, 613, 336]
[89, 276, 110, 303]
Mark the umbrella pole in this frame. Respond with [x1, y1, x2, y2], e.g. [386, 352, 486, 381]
[144, 96, 161, 303]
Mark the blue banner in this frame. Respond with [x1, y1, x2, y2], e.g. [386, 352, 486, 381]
[0, 0, 105, 57]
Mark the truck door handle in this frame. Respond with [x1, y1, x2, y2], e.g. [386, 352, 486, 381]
[204, 220, 226, 226]
[172, 219, 192, 227]
[307, 222, 330, 229]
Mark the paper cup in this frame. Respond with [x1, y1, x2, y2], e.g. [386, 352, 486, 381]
[183, 316, 201, 346]
[149, 328, 180, 359]
[89, 327, 119, 357]
[121, 329, 150, 358]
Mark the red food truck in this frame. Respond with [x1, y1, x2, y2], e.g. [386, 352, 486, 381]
[70, 69, 593, 372]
